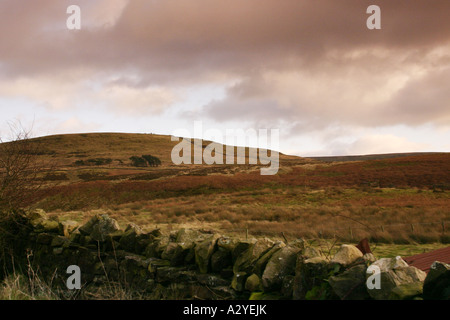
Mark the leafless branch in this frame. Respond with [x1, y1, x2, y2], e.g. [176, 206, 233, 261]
[0, 122, 53, 213]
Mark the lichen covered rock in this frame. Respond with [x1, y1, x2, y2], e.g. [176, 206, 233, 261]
[331, 244, 363, 266]
[79, 214, 120, 242]
[262, 246, 301, 291]
[423, 261, 450, 300]
[195, 234, 220, 274]
[329, 264, 370, 300]
[366, 256, 427, 300]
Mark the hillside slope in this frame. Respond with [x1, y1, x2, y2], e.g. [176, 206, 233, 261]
[2, 133, 448, 243]
[28, 132, 308, 169]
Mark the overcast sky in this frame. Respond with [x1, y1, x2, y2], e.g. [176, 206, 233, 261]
[0, 0, 449, 156]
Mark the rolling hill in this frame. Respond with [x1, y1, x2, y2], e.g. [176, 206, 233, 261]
[2, 132, 449, 243]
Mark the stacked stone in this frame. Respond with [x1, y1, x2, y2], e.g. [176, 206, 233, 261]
[12, 210, 450, 300]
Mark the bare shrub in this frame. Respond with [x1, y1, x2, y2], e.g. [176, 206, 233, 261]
[0, 124, 49, 212]
[0, 123, 54, 272]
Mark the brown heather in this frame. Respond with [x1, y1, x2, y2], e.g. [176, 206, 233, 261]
[4, 133, 450, 245]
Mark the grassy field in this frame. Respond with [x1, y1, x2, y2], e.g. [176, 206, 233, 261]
[1, 132, 449, 301]
[11, 133, 450, 247]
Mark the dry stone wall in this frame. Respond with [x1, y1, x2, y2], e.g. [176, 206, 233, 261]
[2, 210, 449, 300]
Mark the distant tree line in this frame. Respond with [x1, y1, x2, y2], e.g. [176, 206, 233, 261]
[130, 155, 161, 167]
[74, 158, 113, 166]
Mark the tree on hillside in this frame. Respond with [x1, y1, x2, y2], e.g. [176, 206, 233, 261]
[129, 156, 147, 167]
[142, 155, 161, 167]
[129, 155, 162, 167]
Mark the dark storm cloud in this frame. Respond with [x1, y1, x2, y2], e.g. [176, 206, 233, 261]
[1, 1, 449, 77]
[0, 0, 449, 129]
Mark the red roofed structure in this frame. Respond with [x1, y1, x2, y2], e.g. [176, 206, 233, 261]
[403, 246, 450, 273]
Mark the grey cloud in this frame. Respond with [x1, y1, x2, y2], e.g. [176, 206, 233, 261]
[0, 0, 449, 141]
[1, 0, 449, 80]
[385, 67, 450, 126]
